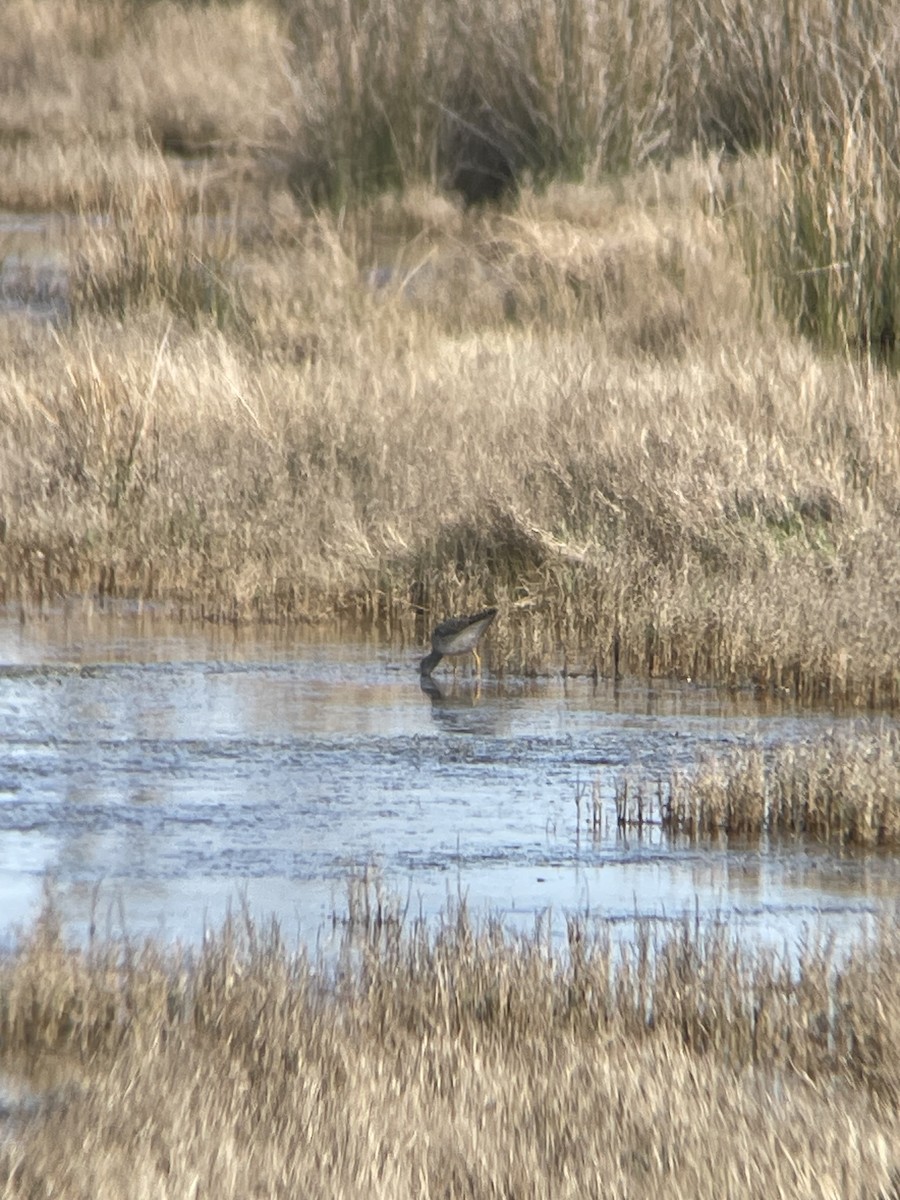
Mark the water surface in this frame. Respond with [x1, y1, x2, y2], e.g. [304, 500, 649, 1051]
[1, 607, 897, 954]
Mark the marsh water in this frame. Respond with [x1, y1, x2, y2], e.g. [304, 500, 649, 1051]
[0, 606, 898, 955]
[0, 211, 69, 326]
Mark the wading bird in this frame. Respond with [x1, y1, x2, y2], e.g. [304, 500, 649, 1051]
[419, 607, 498, 677]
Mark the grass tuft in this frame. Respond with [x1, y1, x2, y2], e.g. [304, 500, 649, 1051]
[660, 726, 900, 844]
[68, 171, 248, 330]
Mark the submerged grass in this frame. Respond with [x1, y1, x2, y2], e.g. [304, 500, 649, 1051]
[1, 901, 899, 1197]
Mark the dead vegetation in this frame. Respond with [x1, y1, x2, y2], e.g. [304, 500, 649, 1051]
[3, 187, 899, 701]
[0, 0, 898, 705]
[2, 8, 898, 1191]
[612, 724, 900, 846]
[668, 726, 900, 844]
[0, 901, 899, 1198]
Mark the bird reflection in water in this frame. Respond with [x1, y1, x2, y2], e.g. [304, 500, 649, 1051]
[419, 671, 498, 733]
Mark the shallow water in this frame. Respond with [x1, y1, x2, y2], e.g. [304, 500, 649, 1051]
[0, 607, 897, 955]
[0, 211, 69, 325]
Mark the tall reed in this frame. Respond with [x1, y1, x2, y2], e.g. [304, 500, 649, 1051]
[730, 0, 900, 364]
[660, 726, 900, 844]
[68, 169, 246, 329]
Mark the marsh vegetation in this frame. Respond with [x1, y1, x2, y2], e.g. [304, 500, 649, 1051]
[615, 724, 900, 845]
[0, 0, 898, 704]
[2, 2, 900, 1188]
[1, 900, 900, 1198]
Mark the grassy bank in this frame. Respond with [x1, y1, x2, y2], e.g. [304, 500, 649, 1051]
[3, 178, 899, 701]
[1, 0, 899, 702]
[1, 904, 899, 1197]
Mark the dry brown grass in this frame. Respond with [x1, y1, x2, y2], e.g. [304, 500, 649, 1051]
[0, 0, 286, 210]
[3, 170, 900, 701]
[2, 0, 898, 210]
[1, 1, 899, 704]
[1, 902, 899, 1198]
[612, 725, 900, 845]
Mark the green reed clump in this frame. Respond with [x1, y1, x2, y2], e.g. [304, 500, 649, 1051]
[663, 726, 900, 845]
[0, 901, 899, 1197]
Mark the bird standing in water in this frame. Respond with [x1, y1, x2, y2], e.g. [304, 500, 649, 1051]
[419, 607, 498, 677]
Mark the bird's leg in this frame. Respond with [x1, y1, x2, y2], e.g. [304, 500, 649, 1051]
[472, 647, 482, 676]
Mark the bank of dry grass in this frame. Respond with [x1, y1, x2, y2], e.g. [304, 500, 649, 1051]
[0, 903, 899, 1198]
[2, 168, 899, 701]
[2, 0, 898, 203]
[0, 0, 283, 210]
[1, 1, 899, 702]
